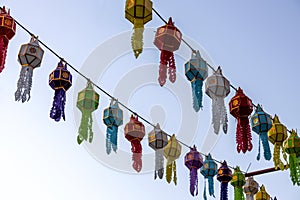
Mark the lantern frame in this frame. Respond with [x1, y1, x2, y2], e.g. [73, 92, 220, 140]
[49, 61, 72, 91]
[77, 82, 99, 112]
[0, 7, 16, 40]
[148, 123, 168, 150]
[205, 66, 230, 98]
[125, 0, 152, 26]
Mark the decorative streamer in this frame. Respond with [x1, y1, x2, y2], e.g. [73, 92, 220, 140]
[0, 6, 16, 73]
[15, 36, 44, 102]
[230, 166, 245, 200]
[254, 185, 270, 200]
[76, 81, 99, 144]
[251, 104, 272, 161]
[229, 87, 253, 153]
[200, 153, 217, 200]
[49, 61, 72, 122]
[124, 115, 145, 172]
[125, 0, 152, 58]
[164, 134, 181, 185]
[185, 50, 208, 112]
[284, 129, 300, 185]
[217, 161, 232, 200]
[103, 99, 123, 154]
[205, 66, 230, 134]
[243, 177, 259, 200]
[268, 115, 288, 170]
[148, 123, 168, 179]
[184, 145, 203, 196]
[154, 17, 182, 86]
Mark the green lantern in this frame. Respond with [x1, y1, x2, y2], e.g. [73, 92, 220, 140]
[231, 166, 246, 200]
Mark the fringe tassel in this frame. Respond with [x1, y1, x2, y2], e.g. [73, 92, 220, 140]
[154, 149, 164, 179]
[15, 66, 33, 102]
[0, 36, 8, 73]
[106, 125, 118, 154]
[261, 132, 272, 160]
[236, 117, 252, 153]
[234, 187, 245, 200]
[131, 139, 142, 172]
[289, 154, 300, 185]
[220, 182, 228, 200]
[190, 168, 198, 196]
[158, 50, 176, 86]
[212, 97, 228, 134]
[50, 88, 66, 122]
[77, 111, 93, 144]
[166, 160, 177, 184]
[208, 176, 215, 197]
[192, 79, 203, 112]
[131, 25, 144, 58]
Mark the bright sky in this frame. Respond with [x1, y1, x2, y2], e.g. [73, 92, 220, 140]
[0, 0, 300, 200]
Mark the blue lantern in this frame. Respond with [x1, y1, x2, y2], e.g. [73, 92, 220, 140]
[185, 50, 208, 112]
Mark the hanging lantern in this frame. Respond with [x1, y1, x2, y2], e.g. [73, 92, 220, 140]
[103, 99, 123, 154]
[124, 115, 145, 172]
[254, 185, 270, 200]
[148, 123, 168, 179]
[217, 160, 232, 200]
[15, 36, 44, 103]
[251, 104, 272, 160]
[205, 66, 230, 134]
[229, 87, 253, 153]
[184, 145, 203, 196]
[268, 115, 288, 170]
[76, 81, 99, 144]
[164, 134, 182, 185]
[49, 60, 72, 122]
[284, 129, 300, 185]
[185, 50, 208, 112]
[243, 176, 259, 200]
[125, 0, 152, 58]
[0, 6, 16, 73]
[230, 166, 246, 200]
[200, 153, 218, 199]
[154, 17, 182, 86]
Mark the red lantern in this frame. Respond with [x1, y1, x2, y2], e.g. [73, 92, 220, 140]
[154, 17, 182, 86]
[0, 6, 16, 73]
[229, 87, 253, 153]
[124, 115, 145, 172]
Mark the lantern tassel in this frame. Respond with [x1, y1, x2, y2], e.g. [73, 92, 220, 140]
[166, 160, 177, 184]
[106, 125, 118, 154]
[131, 24, 144, 59]
[50, 88, 66, 122]
[158, 50, 176, 86]
[131, 139, 142, 172]
[106, 130, 112, 155]
[236, 117, 252, 153]
[189, 168, 198, 196]
[220, 182, 229, 200]
[192, 79, 203, 112]
[208, 176, 215, 197]
[273, 143, 285, 170]
[77, 111, 93, 144]
[203, 179, 207, 200]
[15, 66, 33, 103]
[212, 97, 228, 134]
[0, 36, 8, 73]
[154, 149, 164, 179]
[246, 194, 254, 200]
[173, 160, 177, 185]
[234, 187, 245, 200]
[289, 154, 300, 185]
[259, 132, 272, 160]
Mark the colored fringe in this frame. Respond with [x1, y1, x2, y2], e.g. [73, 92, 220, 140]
[158, 50, 176, 86]
[0, 36, 8, 73]
[50, 88, 66, 122]
[189, 168, 198, 196]
[236, 117, 252, 153]
[234, 187, 245, 200]
[77, 111, 93, 144]
[192, 79, 203, 112]
[131, 25, 144, 58]
[106, 125, 118, 154]
[166, 161, 177, 185]
[212, 97, 228, 134]
[131, 139, 142, 172]
[208, 176, 215, 197]
[15, 66, 33, 103]
[257, 132, 272, 161]
[289, 154, 300, 185]
[154, 149, 164, 179]
[220, 182, 228, 200]
[273, 143, 286, 170]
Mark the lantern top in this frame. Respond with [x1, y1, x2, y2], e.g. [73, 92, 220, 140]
[255, 185, 270, 200]
[217, 160, 232, 182]
[272, 114, 280, 123]
[1, 6, 10, 15]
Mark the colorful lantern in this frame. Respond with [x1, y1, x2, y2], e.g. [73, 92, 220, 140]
[217, 161, 232, 200]
[185, 50, 208, 112]
[229, 87, 253, 153]
[0, 6, 16, 73]
[230, 166, 246, 200]
[76, 81, 99, 144]
[124, 115, 145, 172]
[255, 185, 270, 200]
[268, 115, 288, 170]
[49, 60, 72, 122]
[200, 153, 218, 199]
[148, 123, 168, 179]
[125, 0, 152, 58]
[284, 129, 300, 185]
[15, 36, 44, 102]
[251, 104, 272, 160]
[154, 17, 182, 86]
[164, 134, 181, 185]
[103, 99, 123, 154]
[184, 145, 203, 196]
[243, 176, 259, 200]
[205, 66, 230, 134]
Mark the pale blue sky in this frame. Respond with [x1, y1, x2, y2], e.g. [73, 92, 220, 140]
[0, 0, 299, 199]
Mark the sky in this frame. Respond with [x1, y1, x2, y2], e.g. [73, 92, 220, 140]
[0, 0, 300, 200]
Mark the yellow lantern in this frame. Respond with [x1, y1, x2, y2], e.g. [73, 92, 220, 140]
[255, 185, 270, 200]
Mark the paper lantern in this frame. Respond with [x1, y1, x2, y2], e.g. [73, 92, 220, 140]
[217, 161, 232, 200]
[148, 123, 168, 179]
[76, 81, 99, 144]
[251, 104, 272, 160]
[103, 99, 123, 154]
[230, 166, 246, 200]
[268, 115, 288, 170]
[0, 6, 16, 73]
[229, 87, 253, 153]
[243, 176, 259, 200]
[184, 145, 203, 196]
[49, 61, 72, 122]
[124, 115, 145, 172]
[200, 154, 218, 199]
[185, 50, 208, 112]
[125, 0, 152, 58]
[154, 17, 182, 86]
[205, 66, 230, 134]
[164, 134, 181, 185]
[284, 129, 300, 185]
[255, 185, 270, 200]
[15, 36, 44, 102]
